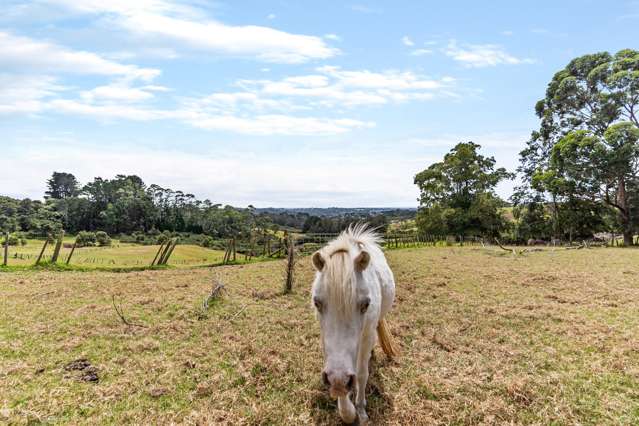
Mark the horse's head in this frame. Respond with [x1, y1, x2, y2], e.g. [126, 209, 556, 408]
[310, 247, 379, 399]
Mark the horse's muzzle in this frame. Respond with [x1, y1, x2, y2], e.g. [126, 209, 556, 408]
[323, 369, 355, 399]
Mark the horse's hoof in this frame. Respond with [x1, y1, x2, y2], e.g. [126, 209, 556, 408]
[357, 410, 369, 425]
[338, 397, 357, 424]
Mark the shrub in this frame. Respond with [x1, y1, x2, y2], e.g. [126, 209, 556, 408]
[1, 234, 20, 246]
[95, 231, 111, 247]
[201, 236, 215, 248]
[76, 231, 97, 247]
[156, 233, 170, 244]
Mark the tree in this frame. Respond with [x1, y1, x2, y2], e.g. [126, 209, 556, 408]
[519, 50, 639, 245]
[45, 172, 79, 199]
[549, 123, 639, 244]
[414, 142, 512, 238]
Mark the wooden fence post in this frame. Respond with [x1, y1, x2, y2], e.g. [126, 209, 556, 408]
[157, 239, 173, 265]
[232, 238, 236, 262]
[160, 238, 178, 265]
[223, 241, 229, 264]
[262, 233, 268, 257]
[51, 230, 65, 263]
[66, 240, 77, 265]
[284, 234, 295, 294]
[151, 241, 167, 266]
[35, 235, 51, 265]
[3, 232, 8, 266]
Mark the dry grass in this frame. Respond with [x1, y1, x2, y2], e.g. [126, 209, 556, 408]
[5, 240, 228, 268]
[2, 247, 639, 424]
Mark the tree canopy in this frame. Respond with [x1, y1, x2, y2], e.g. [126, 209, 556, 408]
[516, 49, 639, 244]
[45, 172, 79, 199]
[414, 142, 512, 237]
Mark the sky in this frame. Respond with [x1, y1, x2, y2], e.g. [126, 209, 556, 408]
[2, 0, 638, 207]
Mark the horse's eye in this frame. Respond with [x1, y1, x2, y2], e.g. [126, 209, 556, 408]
[360, 298, 370, 314]
[314, 298, 323, 312]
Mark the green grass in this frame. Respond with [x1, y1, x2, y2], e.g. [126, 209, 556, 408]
[2, 246, 639, 424]
[4, 239, 233, 269]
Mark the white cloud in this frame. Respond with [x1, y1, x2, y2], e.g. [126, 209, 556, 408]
[410, 49, 432, 56]
[47, 99, 171, 121]
[444, 39, 534, 67]
[406, 132, 527, 149]
[14, 66, 447, 135]
[230, 66, 455, 108]
[0, 31, 159, 80]
[349, 4, 382, 14]
[501, 30, 513, 36]
[401, 36, 414, 46]
[4, 139, 423, 207]
[80, 84, 155, 102]
[185, 115, 374, 136]
[318, 66, 448, 91]
[0, 74, 64, 114]
[41, 97, 373, 136]
[266, 13, 276, 20]
[324, 33, 341, 41]
[42, 0, 338, 63]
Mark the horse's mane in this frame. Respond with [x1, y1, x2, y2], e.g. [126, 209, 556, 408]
[320, 224, 382, 315]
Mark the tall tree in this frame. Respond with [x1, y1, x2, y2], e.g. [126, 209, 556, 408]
[548, 123, 639, 244]
[45, 172, 79, 199]
[414, 142, 512, 237]
[519, 49, 639, 245]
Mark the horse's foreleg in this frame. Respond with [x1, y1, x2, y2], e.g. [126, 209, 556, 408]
[355, 334, 375, 425]
[337, 395, 356, 424]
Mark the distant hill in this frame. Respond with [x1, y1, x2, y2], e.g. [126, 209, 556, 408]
[255, 207, 417, 218]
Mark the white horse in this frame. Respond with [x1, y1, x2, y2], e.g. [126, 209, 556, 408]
[311, 225, 398, 424]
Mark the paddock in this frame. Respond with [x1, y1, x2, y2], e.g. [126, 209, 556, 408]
[1, 246, 638, 424]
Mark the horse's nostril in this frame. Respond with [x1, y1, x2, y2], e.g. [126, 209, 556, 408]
[346, 374, 355, 390]
[322, 371, 329, 386]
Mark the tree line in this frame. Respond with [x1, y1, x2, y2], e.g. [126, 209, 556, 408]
[0, 173, 401, 240]
[414, 49, 639, 245]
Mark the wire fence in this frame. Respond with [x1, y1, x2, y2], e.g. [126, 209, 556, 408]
[2, 229, 623, 269]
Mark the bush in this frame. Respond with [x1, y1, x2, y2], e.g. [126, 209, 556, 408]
[156, 232, 170, 244]
[201, 236, 215, 248]
[95, 231, 111, 247]
[1, 234, 20, 246]
[76, 231, 97, 247]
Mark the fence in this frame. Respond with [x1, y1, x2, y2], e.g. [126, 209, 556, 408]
[3, 228, 625, 269]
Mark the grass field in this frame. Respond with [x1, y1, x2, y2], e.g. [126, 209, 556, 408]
[4, 240, 229, 268]
[2, 246, 639, 424]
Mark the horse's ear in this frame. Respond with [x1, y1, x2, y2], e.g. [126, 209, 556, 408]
[354, 250, 370, 272]
[312, 251, 325, 271]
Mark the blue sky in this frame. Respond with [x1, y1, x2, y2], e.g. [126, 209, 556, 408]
[2, 0, 638, 207]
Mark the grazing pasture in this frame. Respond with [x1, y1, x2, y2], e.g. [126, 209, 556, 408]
[4, 240, 228, 268]
[2, 247, 639, 424]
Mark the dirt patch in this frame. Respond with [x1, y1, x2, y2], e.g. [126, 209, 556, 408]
[64, 358, 99, 383]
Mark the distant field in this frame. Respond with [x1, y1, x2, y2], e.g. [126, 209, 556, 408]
[4, 239, 228, 268]
[2, 247, 639, 424]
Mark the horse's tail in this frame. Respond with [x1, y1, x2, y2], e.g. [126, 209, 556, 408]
[377, 317, 399, 359]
